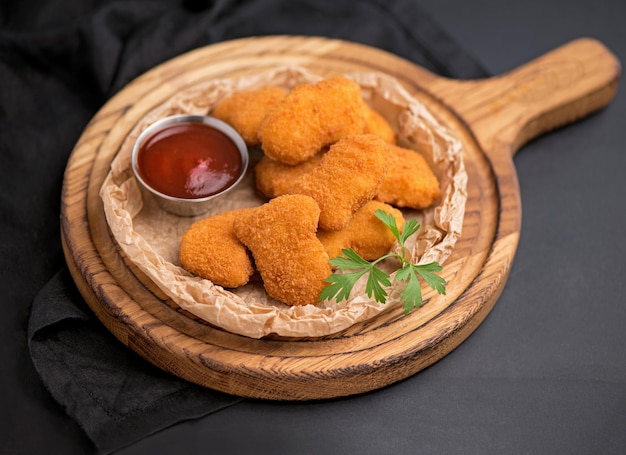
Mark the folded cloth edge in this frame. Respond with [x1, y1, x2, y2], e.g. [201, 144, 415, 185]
[28, 267, 243, 453]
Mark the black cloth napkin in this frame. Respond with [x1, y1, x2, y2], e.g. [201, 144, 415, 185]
[1, 0, 488, 452]
[28, 268, 243, 453]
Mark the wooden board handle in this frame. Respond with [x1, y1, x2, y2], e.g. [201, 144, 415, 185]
[427, 38, 621, 156]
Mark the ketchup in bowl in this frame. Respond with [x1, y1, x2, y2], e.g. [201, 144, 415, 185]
[131, 115, 248, 216]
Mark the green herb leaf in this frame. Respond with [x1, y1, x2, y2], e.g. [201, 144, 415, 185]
[319, 269, 368, 302]
[320, 211, 447, 315]
[395, 265, 423, 314]
[414, 262, 447, 295]
[328, 248, 372, 270]
[373, 209, 401, 238]
[398, 218, 420, 246]
[321, 248, 391, 303]
[374, 209, 420, 246]
[365, 266, 391, 303]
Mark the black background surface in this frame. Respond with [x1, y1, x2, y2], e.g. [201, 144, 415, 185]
[3, 0, 626, 454]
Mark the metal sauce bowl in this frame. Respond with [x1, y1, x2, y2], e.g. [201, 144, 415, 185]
[131, 114, 249, 217]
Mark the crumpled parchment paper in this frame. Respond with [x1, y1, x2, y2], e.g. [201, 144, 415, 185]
[99, 66, 466, 338]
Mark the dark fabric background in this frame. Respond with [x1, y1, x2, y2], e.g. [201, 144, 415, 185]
[1, 1, 489, 453]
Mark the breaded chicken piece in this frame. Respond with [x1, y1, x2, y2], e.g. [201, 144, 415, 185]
[254, 153, 323, 198]
[375, 144, 441, 209]
[179, 209, 254, 288]
[258, 76, 367, 165]
[289, 134, 390, 231]
[211, 86, 287, 146]
[363, 104, 397, 144]
[318, 201, 406, 261]
[233, 195, 331, 306]
[256, 140, 440, 211]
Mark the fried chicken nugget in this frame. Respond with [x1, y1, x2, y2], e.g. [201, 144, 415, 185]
[233, 195, 331, 306]
[258, 76, 367, 165]
[289, 134, 390, 231]
[211, 86, 287, 146]
[256, 139, 440, 212]
[363, 104, 397, 144]
[318, 201, 406, 261]
[253, 103, 394, 198]
[375, 144, 441, 209]
[254, 154, 323, 198]
[179, 209, 254, 288]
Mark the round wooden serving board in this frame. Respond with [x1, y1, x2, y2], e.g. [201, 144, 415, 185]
[61, 36, 619, 400]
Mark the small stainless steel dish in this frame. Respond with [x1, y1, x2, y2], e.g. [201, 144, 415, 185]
[131, 114, 249, 217]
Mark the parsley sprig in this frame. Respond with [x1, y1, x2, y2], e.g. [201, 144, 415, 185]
[319, 209, 446, 314]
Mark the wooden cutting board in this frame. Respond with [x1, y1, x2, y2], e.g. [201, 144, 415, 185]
[61, 36, 619, 400]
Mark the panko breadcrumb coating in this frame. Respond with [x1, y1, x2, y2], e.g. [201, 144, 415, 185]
[318, 201, 406, 261]
[363, 104, 397, 144]
[255, 138, 440, 212]
[179, 209, 254, 288]
[233, 195, 331, 307]
[254, 153, 323, 198]
[258, 76, 367, 165]
[375, 144, 441, 209]
[211, 86, 287, 146]
[288, 134, 390, 231]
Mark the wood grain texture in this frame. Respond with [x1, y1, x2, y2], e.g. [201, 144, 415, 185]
[60, 36, 619, 400]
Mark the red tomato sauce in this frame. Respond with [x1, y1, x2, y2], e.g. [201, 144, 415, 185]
[136, 122, 243, 199]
